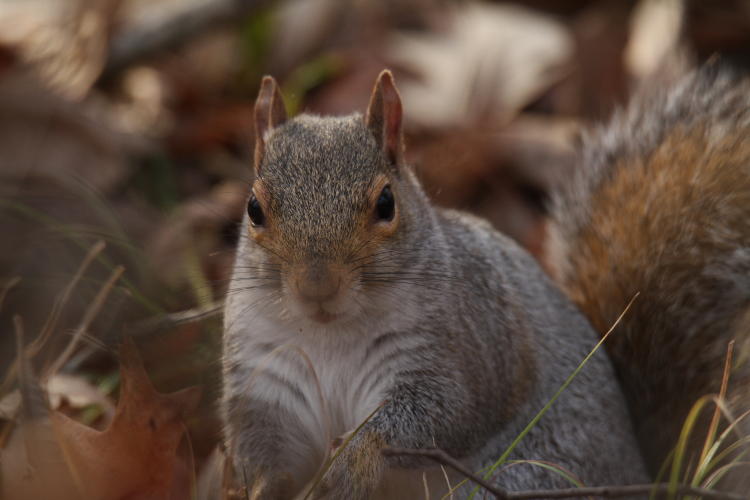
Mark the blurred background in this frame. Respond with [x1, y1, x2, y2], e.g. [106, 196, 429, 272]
[1, 0, 749, 487]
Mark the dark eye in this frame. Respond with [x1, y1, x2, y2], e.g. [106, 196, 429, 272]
[375, 185, 395, 222]
[247, 194, 265, 226]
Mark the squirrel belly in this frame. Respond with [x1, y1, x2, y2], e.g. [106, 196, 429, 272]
[546, 63, 750, 479]
[222, 71, 648, 499]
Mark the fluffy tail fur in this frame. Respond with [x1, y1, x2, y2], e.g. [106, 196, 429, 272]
[546, 62, 750, 479]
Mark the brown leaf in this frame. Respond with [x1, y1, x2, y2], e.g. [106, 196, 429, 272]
[387, 3, 574, 128]
[2, 337, 200, 500]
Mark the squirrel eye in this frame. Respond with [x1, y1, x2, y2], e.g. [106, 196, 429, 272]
[247, 194, 265, 226]
[375, 185, 395, 222]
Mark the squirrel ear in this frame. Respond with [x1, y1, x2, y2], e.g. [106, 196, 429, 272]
[254, 76, 287, 174]
[365, 70, 403, 166]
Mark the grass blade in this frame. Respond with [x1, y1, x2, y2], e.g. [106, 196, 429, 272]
[465, 293, 639, 499]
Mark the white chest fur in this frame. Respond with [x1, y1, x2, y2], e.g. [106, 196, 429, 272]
[226, 312, 454, 500]
[224, 306, 425, 460]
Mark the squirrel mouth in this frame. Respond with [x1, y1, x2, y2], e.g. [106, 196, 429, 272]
[311, 308, 337, 324]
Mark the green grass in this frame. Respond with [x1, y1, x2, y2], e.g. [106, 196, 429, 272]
[458, 293, 641, 499]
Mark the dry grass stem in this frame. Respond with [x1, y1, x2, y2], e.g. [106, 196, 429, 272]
[43, 264, 125, 379]
[382, 447, 747, 500]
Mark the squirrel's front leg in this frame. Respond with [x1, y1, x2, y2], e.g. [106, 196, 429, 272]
[309, 429, 386, 500]
[310, 373, 476, 500]
[225, 397, 301, 500]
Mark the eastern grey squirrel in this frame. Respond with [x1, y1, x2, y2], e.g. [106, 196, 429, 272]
[221, 66, 748, 499]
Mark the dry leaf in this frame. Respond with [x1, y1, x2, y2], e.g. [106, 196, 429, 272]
[626, 0, 687, 82]
[47, 374, 116, 418]
[387, 3, 573, 128]
[2, 337, 201, 500]
[0, 0, 121, 99]
[0, 373, 115, 424]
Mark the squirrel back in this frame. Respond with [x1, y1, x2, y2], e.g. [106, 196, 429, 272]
[546, 62, 750, 477]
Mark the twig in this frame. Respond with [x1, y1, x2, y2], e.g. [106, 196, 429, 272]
[383, 447, 504, 498]
[0, 276, 21, 312]
[62, 301, 222, 373]
[100, 0, 271, 82]
[43, 265, 125, 379]
[127, 302, 223, 336]
[0, 241, 105, 395]
[700, 340, 734, 465]
[382, 447, 748, 500]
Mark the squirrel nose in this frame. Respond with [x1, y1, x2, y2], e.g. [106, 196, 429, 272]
[295, 264, 341, 303]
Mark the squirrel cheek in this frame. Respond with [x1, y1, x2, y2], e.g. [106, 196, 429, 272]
[373, 218, 398, 239]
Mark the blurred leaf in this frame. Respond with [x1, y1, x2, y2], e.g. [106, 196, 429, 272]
[47, 374, 115, 418]
[132, 152, 180, 212]
[283, 53, 344, 115]
[0, 0, 122, 99]
[388, 3, 573, 128]
[626, 0, 687, 82]
[238, 7, 276, 89]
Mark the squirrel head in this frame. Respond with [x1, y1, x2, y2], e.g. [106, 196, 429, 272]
[241, 70, 429, 327]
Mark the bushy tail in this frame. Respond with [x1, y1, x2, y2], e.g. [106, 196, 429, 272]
[545, 62, 750, 484]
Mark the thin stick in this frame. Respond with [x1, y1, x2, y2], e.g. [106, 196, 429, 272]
[382, 447, 747, 500]
[128, 302, 222, 336]
[383, 447, 504, 498]
[34, 241, 106, 355]
[0, 242, 106, 394]
[700, 340, 735, 465]
[13, 316, 47, 421]
[0, 276, 21, 312]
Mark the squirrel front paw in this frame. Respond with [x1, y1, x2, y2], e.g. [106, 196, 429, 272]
[231, 464, 295, 500]
[309, 430, 386, 500]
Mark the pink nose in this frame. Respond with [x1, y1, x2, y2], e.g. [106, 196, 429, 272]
[296, 264, 341, 303]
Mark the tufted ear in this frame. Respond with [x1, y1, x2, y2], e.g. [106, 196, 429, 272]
[365, 70, 403, 167]
[254, 76, 287, 174]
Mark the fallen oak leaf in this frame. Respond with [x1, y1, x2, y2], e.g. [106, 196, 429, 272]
[56, 337, 202, 500]
[2, 335, 201, 500]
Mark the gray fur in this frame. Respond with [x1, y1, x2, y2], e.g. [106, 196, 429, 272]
[223, 109, 647, 499]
